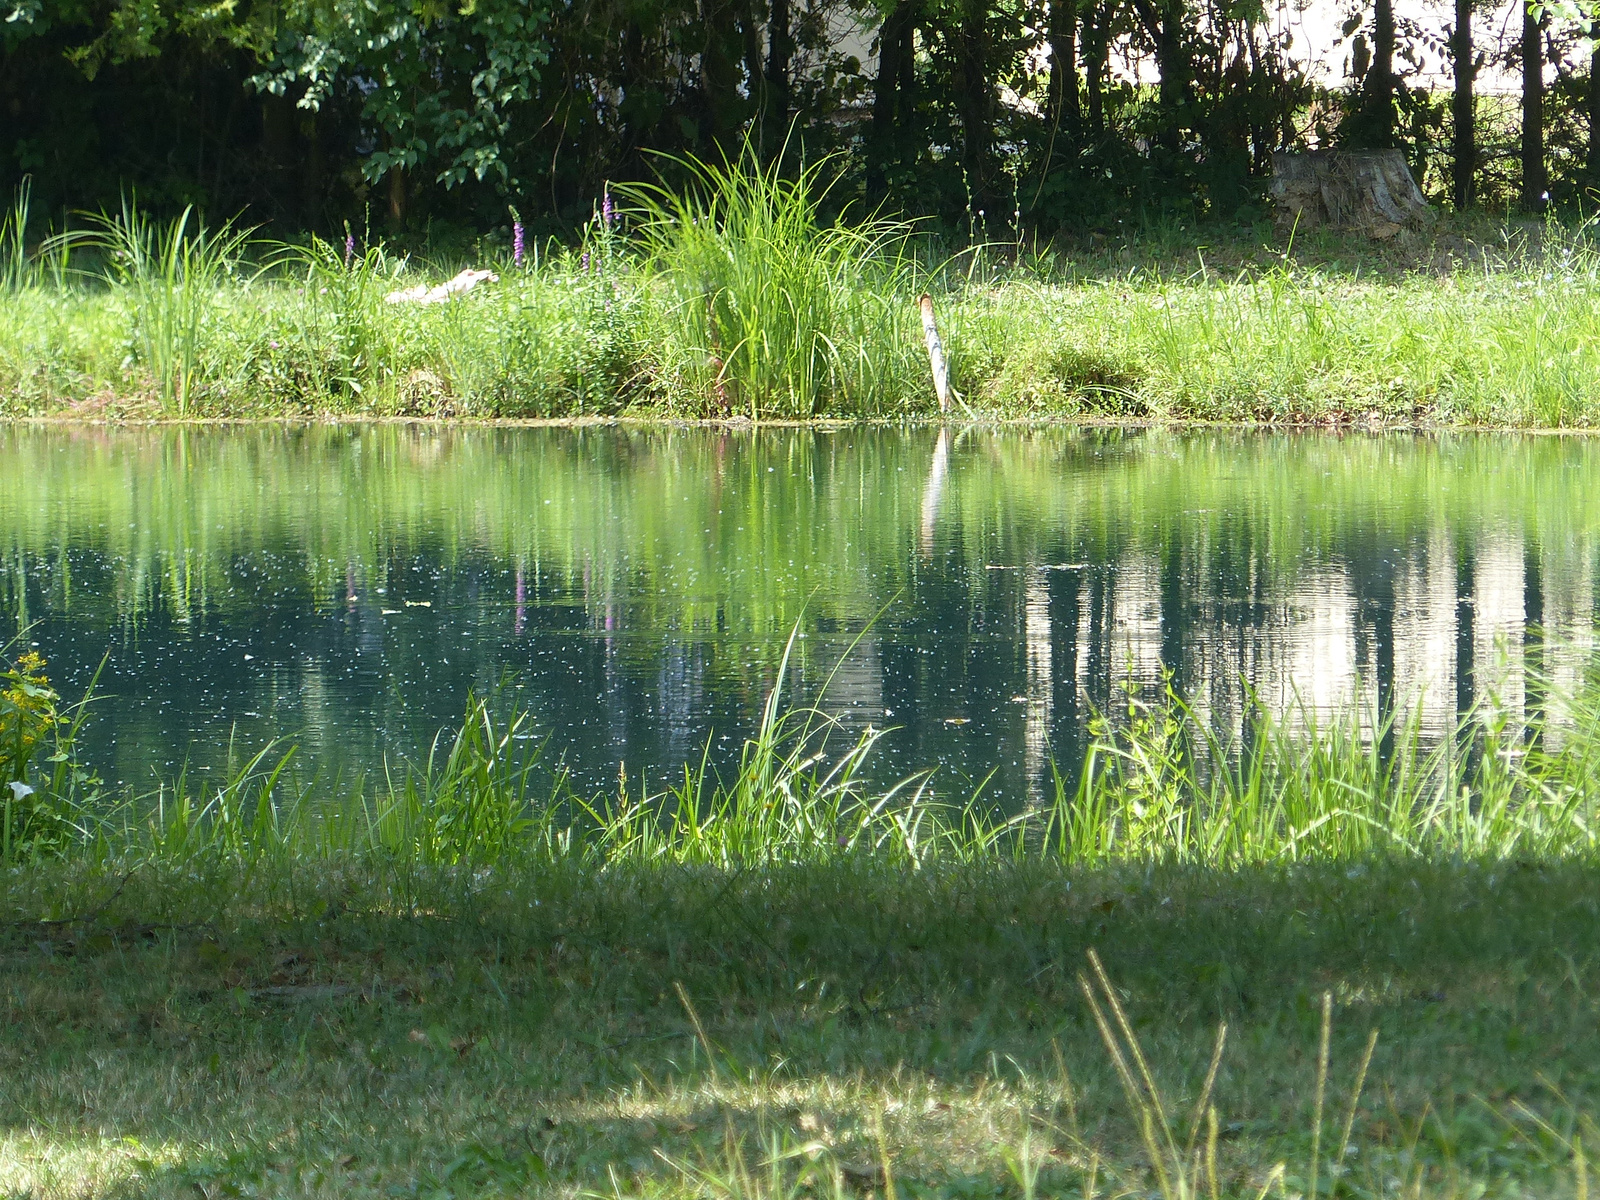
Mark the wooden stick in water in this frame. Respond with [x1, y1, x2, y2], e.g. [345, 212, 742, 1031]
[918, 293, 951, 414]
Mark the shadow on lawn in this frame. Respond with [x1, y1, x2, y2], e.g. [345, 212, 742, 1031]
[4, 859, 1598, 1198]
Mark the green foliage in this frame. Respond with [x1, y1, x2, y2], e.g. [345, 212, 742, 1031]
[1, 0, 1595, 236]
[38, 0, 268, 76]
[0, 648, 94, 860]
[251, 0, 554, 192]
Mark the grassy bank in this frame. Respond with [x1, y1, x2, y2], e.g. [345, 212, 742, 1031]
[6, 166, 1600, 425]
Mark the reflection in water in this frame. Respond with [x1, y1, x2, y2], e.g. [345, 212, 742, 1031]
[2, 424, 1598, 809]
[920, 427, 950, 558]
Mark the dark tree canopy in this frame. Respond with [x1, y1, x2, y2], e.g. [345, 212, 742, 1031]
[2, 0, 1597, 236]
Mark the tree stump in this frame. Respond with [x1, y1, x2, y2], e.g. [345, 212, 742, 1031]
[1269, 150, 1435, 239]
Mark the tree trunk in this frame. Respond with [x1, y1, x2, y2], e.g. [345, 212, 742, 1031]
[617, 19, 655, 177]
[740, 0, 766, 147]
[1589, 34, 1600, 187]
[1154, 3, 1186, 151]
[261, 94, 294, 187]
[1243, 26, 1274, 173]
[1046, 0, 1080, 145]
[1159, 539, 1188, 698]
[1084, 0, 1109, 134]
[699, 0, 744, 152]
[1046, 565, 1082, 765]
[765, 0, 792, 149]
[957, 0, 994, 226]
[1129, 0, 1187, 152]
[1522, 3, 1546, 211]
[1353, 551, 1397, 769]
[1356, 0, 1396, 147]
[300, 108, 324, 233]
[866, 0, 915, 204]
[1270, 149, 1434, 237]
[387, 164, 407, 230]
[1524, 535, 1544, 745]
[1455, 542, 1478, 774]
[1450, 0, 1474, 209]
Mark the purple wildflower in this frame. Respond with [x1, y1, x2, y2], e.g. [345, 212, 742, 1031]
[344, 231, 355, 268]
[581, 250, 590, 273]
[602, 187, 615, 230]
[512, 219, 525, 268]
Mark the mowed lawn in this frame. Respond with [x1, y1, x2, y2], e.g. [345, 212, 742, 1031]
[3, 859, 1597, 1199]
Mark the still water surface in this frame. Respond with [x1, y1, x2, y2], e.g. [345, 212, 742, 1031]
[4, 424, 1597, 806]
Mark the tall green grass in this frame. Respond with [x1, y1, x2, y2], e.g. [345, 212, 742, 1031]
[1049, 676, 1597, 864]
[0, 178, 30, 293]
[64, 202, 258, 414]
[22, 642, 1600, 878]
[269, 233, 413, 409]
[624, 151, 926, 418]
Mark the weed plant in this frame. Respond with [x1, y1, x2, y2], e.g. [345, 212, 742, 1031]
[0, 635, 102, 859]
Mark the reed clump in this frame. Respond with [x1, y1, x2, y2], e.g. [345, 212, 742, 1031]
[60, 201, 259, 415]
[624, 150, 926, 418]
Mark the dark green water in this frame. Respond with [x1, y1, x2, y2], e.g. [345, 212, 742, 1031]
[4, 424, 1597, 805]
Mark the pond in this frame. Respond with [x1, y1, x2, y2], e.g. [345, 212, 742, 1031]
[4, 424, 1597, 807]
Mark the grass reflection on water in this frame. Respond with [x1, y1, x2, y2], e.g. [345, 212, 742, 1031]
[2, 424, 1596, 803]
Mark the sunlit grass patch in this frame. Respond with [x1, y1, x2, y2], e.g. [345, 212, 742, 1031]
[8, 185, 1600, 424]
[0, 1132, 183, 1199]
